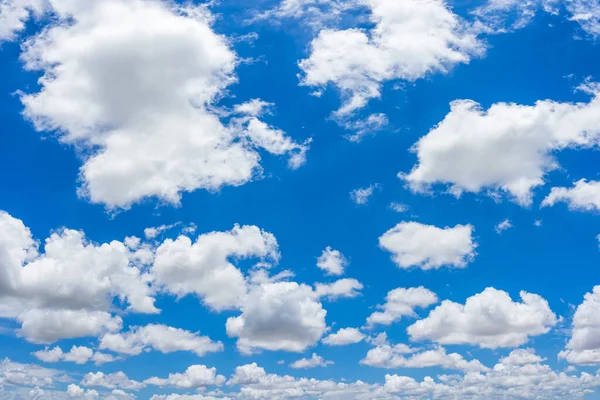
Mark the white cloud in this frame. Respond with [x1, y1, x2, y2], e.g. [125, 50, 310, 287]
[366, 287, 438, 327]
[495, 219, 513, 233]
[322, 327, 365, 346]
[226, 281, 327, 354]
[362, 344, 489, 373]
[402, 86, 600, 205]
[66, 384, 99, 399]
[289, 353, 334, 369]
[255, 0, 362, 29]
[499, 348, 546, 365]
[150, 395, 227, 400]
[0, 0, 44, 42]
[221, 359, 600, 399]
[389, 202, 408, 213]
[349, 184, 380, 205]
[144, 365, 225, 389]
[33, 346, 96, 365]
[542, 179, 600, 212]
[559, 286, 600, 365]
[299, 0, 483, 118]
[379, 222, 476, 270]
[99, 324, 222, 357]
[152, 224, 279, 311]
[475, 0, 600, 38]
[0, 358, 59, 388]
[144, 223, 180, 240]
[0, 210, 157, 343]
[18, 0, 306, 209]
[81, 371, 144, 391]
[569, 0, 600, 37]
[17, 309, 122, 344]
[313, 278, 363, 300]
[408, 287, 559, 348]
[316, 247, 347, 276]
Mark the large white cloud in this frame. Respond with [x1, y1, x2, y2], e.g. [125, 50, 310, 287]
[559, 286, 600, 365]
[17, 309, 122, 344]
[99, 324, 222, 357]
[407, 287, 559, 348]
[226, 281, 328, 354]
[16, 0, 307, 209]
[0, 210, 155, 343]
[402, 86, 600, 205]
[542, 179, 600, 212]
[0, 358, 59, 388]
[379, 222, 476, 270]
[366, 286, 438, 327]
[299, 0, 483, 117]
[152, 224, 279, 311]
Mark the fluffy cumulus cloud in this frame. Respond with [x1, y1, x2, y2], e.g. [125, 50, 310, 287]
[81, 371, 144, 391]
[0, 210, 154, 343]
[542, 179, 600, 212]
[223, 360, 600, 399]
[366, 286, 438, 327]
[66, 384, 100, 399]
[99, 324, 222, 357]
[15, 0, 307, 209]
[559, 286, 600, 365]
[402, 86, 600, 205]
[144, 365, 225, 389]
[362, 344, 489, 373]
[226, 281, 328, 354]
[152, 224, 279, 311]
[17, 309, 123, 344]
[499, 348, 546, 365]
[0, 358, 59, 388]
[407, 287, 559, 348]
[299, 0, 483, 118]
[322, 327, 365, 346]
[289, 353, 334, 369]
[379, 222, 476, 270]
[316, 247, 347, 276]
[33, 345, 113, 365]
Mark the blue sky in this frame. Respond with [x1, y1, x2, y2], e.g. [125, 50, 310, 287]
[2, 0, 600, 399]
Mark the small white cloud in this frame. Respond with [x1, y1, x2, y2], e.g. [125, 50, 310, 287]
[322, 328, 365, 346]
[542, 179, 600, 212]
[350, 184, 381, 205]
[389, 202, 408, 213]
[366, 287, 438, 327]
[316, 247, 348, 276]
[379, 222, 477, 270]
[495, 219, 513, 234]
[289, 353, 334, 369]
